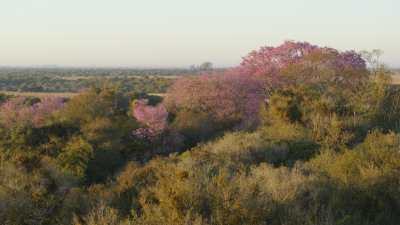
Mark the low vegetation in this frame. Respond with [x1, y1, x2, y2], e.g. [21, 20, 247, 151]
[0, 41, 399, 225]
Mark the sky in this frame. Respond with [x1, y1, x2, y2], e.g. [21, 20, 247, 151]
[0, 0, 399, 68]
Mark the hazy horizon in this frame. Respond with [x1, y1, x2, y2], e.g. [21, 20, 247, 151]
[1, 0, 399, 68]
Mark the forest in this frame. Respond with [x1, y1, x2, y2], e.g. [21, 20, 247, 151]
[0, 65, 219, 94]
[0, 68, 182, 94]
[1, 41, 400, 225]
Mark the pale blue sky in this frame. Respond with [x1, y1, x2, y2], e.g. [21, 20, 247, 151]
[0, 0, 399, 67]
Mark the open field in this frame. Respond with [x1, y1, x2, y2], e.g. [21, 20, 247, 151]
[392, 73, 400, 85]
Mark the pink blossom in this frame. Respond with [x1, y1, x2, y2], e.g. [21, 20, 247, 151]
[132, 99, 168, 139]
[237, 41, 367, 87]
[164, 73, 265, 127]
[31, 97, 65, 127]
[0, 97, 64, 129]
[164, 41, 367, 130]
[238, 41, 318, 85]
[0, 97, 32, 128]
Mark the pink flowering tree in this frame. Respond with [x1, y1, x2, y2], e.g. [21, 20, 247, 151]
[132, 99, 168, 139]
[238, 41, 318, 85]
[0, 97, 65, 129]
[164, 41, 367, 130]
[237, 41, 367, 88]
[31, 97, 65, 127]
[0, 97, 33, 129]
[280, 48, 367, 88]
[164, 73, 265, 128]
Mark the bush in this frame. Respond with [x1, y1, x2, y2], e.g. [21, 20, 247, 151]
[306, 131, 400, 224]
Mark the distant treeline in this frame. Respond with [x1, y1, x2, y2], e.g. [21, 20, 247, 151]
[0, 67, 209, 93]
[0, 67, 213, 77]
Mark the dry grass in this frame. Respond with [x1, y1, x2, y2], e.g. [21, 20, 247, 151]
[392, 74, 400, 85]
[1, 91, 78, 98]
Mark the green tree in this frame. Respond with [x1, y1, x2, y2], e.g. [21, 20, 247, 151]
[57, 136, 94, 181]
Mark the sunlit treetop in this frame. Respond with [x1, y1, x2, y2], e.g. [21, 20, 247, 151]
[237, 41, 367, 87]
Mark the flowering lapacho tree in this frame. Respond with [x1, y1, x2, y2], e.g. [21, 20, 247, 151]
[0, 97, 65, 129]
[164, 73, 265, 128]
[164, 41, 367, 130]
[132, 99, 168, 139]
[238, 41, 367, 87]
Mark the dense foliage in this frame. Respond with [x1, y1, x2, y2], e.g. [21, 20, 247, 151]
[1, 41, 400, 225]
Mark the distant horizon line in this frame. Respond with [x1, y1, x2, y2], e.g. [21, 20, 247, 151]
[0, 65, 399, 70]
[0, 65, 232, 70]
